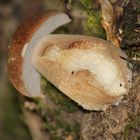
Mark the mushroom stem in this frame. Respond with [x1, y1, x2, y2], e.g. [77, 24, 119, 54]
[32, 35, 131, 110]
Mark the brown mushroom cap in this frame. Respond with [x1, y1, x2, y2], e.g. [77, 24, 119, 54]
[8, 11, 71, 96]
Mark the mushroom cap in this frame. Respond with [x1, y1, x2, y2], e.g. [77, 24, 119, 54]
[8, 11, 71, 96]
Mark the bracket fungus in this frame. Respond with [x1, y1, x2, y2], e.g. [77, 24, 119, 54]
[8, 10, 132, 111]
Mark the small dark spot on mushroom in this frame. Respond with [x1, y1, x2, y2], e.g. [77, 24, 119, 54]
[120, 83, 122, 87]
[71, 71, 74, 74]
[120, 56, 127, 61]
[128, 80, 131, 83]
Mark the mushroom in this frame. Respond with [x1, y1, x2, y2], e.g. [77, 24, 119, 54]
[8, 11, 132, 110]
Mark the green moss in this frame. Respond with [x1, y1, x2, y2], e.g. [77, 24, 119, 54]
[73, 121, 81, 140]
[64, 0, 106, 38]
[84, 11, 106, 38]
[124, 114, 140, 140]
[79, 0, 92, 9]
[43, 109, 80, 140]
[124, 123, 135, 140]
[1, 83, 32, 140]
[33, 78, 81, 139]
[79, 0, 106, 38]
[35, 77, 81, 140]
